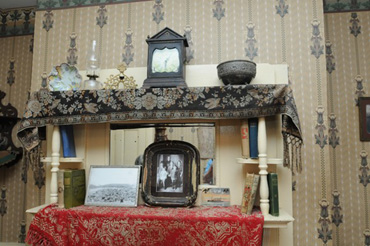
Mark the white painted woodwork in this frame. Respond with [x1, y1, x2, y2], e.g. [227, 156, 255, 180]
[110, 128, 155, 166]
[276, 160, 294, 246]
[84, 123, 110, 182]
[30, 64, 293, 246]
[112, 129, 139, 165]
[257, 117, 269, 216]
[43, 125, 86, 204]
[41, 157, 84, 163]
[218, 120, 244, 202]
[236, 158, 283, 165]
[49, 125, 61, 203]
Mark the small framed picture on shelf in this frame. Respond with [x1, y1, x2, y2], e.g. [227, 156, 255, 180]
[85, 166, 140, 207]
[358, 97, 370, 141]
[142, 140, 200, 207]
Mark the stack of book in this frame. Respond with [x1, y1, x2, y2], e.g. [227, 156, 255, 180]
[240, 118, 258, 159]
[241, 172, 260, 215]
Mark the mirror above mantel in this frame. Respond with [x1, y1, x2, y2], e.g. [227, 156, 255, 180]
[110, 122, 216, 185]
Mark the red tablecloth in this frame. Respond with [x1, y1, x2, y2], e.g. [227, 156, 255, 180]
[26, 204, 263, 246]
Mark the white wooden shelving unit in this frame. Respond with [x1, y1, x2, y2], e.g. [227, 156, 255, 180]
[237, 115, 294, 245]
[26, 64, 295, 246]
[237, 153, 294, 228]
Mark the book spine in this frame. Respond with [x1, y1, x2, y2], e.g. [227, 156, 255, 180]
[268, 173, 279, 216]
[63, 170, 72, 209]
[57, 170, 65, 208]
[60, 125, 77, 158]
[247, 174, 260, 215]
[248, 118, 258, 159]
[241, 173, 255, 214]
[72, 172, 86, 207]
[63, 169, 86, 209]
[241, 120, 250, 158]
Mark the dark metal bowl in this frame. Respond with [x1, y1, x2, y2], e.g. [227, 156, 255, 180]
[217, 60, 257, 85]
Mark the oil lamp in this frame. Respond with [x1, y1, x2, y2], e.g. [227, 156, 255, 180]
[83, 40, 103, 89]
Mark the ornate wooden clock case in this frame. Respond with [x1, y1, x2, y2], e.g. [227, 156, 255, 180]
[143, 27, 189, 88]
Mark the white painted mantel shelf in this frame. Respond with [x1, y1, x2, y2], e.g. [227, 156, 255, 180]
[40, 157, 84, 163]
[25, 64, 295, 246]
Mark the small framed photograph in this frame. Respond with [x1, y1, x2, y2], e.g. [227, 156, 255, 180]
[359, 97, 370, 141]
[85, 166, 140, 207]
[142, 140, 200, 207]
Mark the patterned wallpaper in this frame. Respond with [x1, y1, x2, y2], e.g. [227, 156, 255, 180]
[0, 6, 42, 243]
[324, 0, 370, 12]
[324, 11, 370, 246]
[0, 11, 44, 242]
[0, 35, 33, 112]
[28, 0, 370, 13]
[36, 0, 150, 10]
[0, 0, 369, 245]
[0, 8, 35, 37]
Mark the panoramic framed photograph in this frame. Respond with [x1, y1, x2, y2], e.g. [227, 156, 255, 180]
[358, 97, 370, 141]
[142, 140, 200, 207]
[85, 166, 140, 207]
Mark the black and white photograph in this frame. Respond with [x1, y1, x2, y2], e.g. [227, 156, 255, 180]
[142, 140, 200, 207]
[85, 166, 140, 207]
[156, 154, 184, 193]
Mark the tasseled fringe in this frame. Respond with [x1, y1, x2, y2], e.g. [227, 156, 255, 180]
[283, 132, 303, 174]
[27, 144, 46, 189]
[26, 229, 54, 246]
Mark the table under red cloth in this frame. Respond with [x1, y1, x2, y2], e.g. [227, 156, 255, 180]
[26, 204, 264, 246]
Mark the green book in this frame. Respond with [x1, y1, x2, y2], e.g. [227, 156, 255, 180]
[63, 169, 86, 209]
[268, 173, 279, 216]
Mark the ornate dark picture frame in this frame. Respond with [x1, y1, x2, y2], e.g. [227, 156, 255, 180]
[142, 140, 200, 207]
[359, 97, 370, 141]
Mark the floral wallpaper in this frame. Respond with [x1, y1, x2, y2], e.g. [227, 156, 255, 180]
[325, 11, 370, 246]
[34, 0, 370, 13]
[0, 9, 41, 244]
[0, 0, 369, 245]
[0, 8, 35, 37]
[324, 0, 370, 12]
[36, 0, 151, 10]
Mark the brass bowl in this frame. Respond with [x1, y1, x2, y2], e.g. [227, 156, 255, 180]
[217, 60, 257, 85]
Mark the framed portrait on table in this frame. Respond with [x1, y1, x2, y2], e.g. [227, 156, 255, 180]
[85, 166, 140, 207]
[358, 97, 370, 141]
[141, 140, 200, 207]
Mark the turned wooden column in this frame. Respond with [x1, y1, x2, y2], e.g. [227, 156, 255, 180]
[258, 117, 269, 216]
[50, 125, 61, 203]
